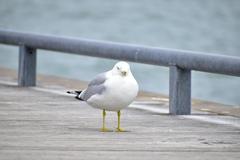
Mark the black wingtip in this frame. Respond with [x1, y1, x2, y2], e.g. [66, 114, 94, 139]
[66, 91, 84, 101]
[75, 96, 84, 101]
[75, 91, 82, 94]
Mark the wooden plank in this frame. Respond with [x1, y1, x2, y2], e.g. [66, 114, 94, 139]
[0, 83, 240, 160]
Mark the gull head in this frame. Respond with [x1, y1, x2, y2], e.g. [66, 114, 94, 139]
[112, 61, 131, 77]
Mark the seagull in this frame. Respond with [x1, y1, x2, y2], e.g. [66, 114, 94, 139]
[67, 61, 139, 132]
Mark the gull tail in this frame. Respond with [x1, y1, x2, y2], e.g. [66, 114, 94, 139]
[66, 91, 84, 101]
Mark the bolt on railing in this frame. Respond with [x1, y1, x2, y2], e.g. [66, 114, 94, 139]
[0, 30, 240, 115]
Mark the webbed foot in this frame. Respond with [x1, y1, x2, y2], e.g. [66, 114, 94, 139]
[116, 127, 126, 132]
[100, 127, 112, 132]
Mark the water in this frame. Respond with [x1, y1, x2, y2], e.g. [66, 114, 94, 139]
[0, 0, 239, 106]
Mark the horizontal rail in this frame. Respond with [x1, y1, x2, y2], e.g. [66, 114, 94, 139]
[0, 30, 240, 76]
[0, 29, 240, 115]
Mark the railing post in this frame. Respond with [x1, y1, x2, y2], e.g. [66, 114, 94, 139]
[169, 66, 191, 115]
[18, 45, 37, 86]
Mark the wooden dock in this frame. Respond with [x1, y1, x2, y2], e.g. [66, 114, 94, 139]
[0, 69, 240, 160]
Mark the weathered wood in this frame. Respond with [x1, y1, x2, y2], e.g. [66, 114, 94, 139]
[0, 83, 239, 160]
[18, 45, 36, 86]
[169, 66, 191, 115]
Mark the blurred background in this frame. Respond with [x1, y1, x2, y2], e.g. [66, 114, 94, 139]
[0, 0, 239, 106]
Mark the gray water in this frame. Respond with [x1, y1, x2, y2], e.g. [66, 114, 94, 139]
[0, 0, 240, 106]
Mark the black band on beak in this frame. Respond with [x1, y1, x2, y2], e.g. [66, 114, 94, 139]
[121, 71, 127, 76]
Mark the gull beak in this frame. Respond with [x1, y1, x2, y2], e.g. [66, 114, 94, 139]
[121, 70, 127, 76]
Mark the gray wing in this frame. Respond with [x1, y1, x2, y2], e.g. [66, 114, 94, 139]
[88, 72, 107, 86]
[81, 72, 107, 101]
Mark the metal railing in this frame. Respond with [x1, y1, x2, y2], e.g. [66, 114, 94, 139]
[0, 29, 240, 115]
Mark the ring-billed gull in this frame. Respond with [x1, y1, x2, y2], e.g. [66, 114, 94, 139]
[67, 61, 139, 132]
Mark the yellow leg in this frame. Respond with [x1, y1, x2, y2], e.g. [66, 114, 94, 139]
[100, 109, 110, 132]
[116, 110, 125, 132]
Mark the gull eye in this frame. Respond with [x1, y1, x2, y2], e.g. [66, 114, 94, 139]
[117, 66, 120, 70]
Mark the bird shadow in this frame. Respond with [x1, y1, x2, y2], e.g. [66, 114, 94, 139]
[67, 126, 131, 133]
